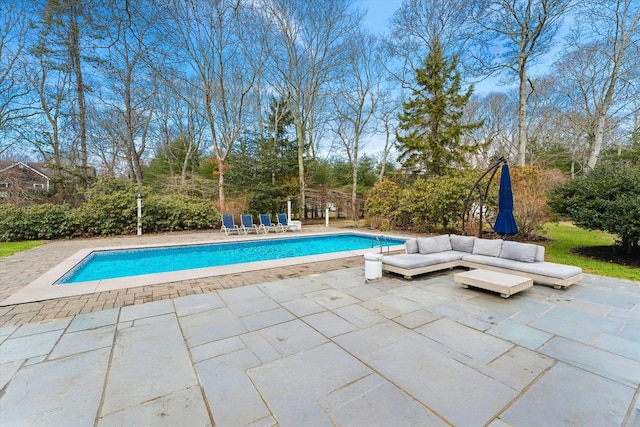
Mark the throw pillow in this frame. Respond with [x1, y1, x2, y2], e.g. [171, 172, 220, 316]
[471, 239, 503, 257]
[433, 235, 452, 252]
[450, 235, 476, 253]
[500, 241, 538, 263]
[405, 239, 419, 254]
[417, 237, 439, 254]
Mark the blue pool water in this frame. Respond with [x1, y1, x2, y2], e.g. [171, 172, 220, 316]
[56, 233, 405, 284]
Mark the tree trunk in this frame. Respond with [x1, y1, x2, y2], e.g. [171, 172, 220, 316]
[68, 3, 88, 185]
[517, 65, 527, 167]
[296, 121, 306, 219]
[218, 160, 225, 213]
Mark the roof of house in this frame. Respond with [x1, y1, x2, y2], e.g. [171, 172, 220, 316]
[0, 161, 96, 179]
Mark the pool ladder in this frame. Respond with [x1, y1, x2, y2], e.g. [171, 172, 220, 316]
[371, 235, 390, 255]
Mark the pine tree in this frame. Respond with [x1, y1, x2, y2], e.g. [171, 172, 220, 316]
[396, 39, 483, 176]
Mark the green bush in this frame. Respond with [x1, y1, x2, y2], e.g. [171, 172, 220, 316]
[399, 171, 476, 233]
[143, 195, 220, 233]
[0, 177, 221, 241]
[548, 162, 640, 253]
[0, 203, 73, 241]
[364, 179, 401, 231]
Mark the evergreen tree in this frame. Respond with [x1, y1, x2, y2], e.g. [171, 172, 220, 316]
[396, 39, 483, 176]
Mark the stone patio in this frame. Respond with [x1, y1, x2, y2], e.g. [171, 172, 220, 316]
[1, 231, 639, 426]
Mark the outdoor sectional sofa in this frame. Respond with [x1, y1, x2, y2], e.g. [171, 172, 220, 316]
[381, 234, 583, 289]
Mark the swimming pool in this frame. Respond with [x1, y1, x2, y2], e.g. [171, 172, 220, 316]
[57, 233, 406, 284]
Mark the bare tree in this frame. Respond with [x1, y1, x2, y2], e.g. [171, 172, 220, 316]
[375, 92, 401, 181]
[98, 0, 161, 184]
[388, 0, 478, 86]
[554, 0, 639, 172]
[474, 0, 573, 167]
[165, 0, 263, 212]
[260, 0, 362, 218]
[332, 31, 384, 224]
[0, 1, 31, 154]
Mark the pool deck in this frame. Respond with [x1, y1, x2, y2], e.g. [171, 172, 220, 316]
[1, 228, 639, 426]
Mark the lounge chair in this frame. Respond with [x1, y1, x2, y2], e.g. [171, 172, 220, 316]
[259, 214, 282, 233]
[240, 214, 261, 234]
[221, 214, 241, 235]
[276, 213, 295, 232]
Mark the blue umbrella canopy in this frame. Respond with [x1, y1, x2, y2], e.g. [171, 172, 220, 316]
[494, 164, 519, 235]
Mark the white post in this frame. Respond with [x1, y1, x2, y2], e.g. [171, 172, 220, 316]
[137, 193, 142, 236]
[325, 207, 329, 227]
[287, 197, 292, 223]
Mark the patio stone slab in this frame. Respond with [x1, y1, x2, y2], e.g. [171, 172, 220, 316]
[67, 308, 119, 332]
[595, 333, 640, 362]
[486, 346, 555, 391]
[240, 331, 280, 363]
[573, 287, 640, 310]
[258, 319, 327, 356]
[619, 324, 640, 343]
[0, 329, 64, 364]
[345, 333, 517, 427]
[341, 284, 387, 300]
[545, 306, 623, 335]
[541, 336, 640, 387]
[190, 336, 246, 363]
[0, 348, 109, 426]
[49, 324, 116, 359]
[416, 318, 513, 363]
[249, 342, 371, 427]
[9, 317, 71, 338]
[258, 282, 302, 302]
[302, 311, 358, 337]
[281, 297, 326, 317]
[224, 295, 281, 317]
[426, 303, 471, 320]
[393, 310, 440, 329]
[119, 299, 174, 322]
[487, 320, 553, 350]
[179, 307, 247, 347]
[333, 321, 415, 356]
[98, 385, 210, 427]
[173, 293, 225, 317]
[319, 373, 448, 426]
[0, 360, 22, 389]
[304, 288, 360, 310]
[333, 304, 387, 328]
[240, 307, 295, 331]
[500, 362, 634, 427]
[196, 348, 269, 427]
[529, 315, 601, 345]
[372, 293, 425, 314]
[101, 317, 198, 415]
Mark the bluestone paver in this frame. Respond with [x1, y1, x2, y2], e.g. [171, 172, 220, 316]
[500, 363, 635, 427]
[49, 324, 116, 359]
[67, 308, 119, 332]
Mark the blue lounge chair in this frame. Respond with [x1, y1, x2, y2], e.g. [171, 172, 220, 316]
[240, 214, 261, 234]
[276, 213, 295, 232]
[221, 214, 241, 235]
[259, 214, 282, 233]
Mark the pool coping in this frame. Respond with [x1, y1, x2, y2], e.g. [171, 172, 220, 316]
[0, 231, 405, 306]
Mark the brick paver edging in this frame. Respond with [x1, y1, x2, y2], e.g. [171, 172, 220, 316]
[0, 257, 363, 327]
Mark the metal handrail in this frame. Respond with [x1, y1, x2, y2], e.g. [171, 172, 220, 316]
[371, 235, 390, 255]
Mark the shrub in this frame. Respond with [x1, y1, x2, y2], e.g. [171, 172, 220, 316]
[0, 203, 73, 241]
[399, 171, 476, 233]
[143, 195, 220, 233]
[510, 167, 565, 239]
[364, 179, 401, 231]
[548, 162, 640, 253]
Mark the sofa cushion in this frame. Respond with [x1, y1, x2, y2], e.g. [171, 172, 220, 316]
[472, 239, 503, 257]
[434, 235, 452, 252]
[383, 251, 465, 269]
[461, 254, 583, 279]
[535, 245, 545, 262]
[418, 237, 439, 254]
[405, 239, 419, 254]
[500, 241, 539, 263]
[450, 235, 475, 253]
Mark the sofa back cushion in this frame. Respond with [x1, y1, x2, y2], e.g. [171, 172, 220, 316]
[472, 239, 503, 257]
[434, 235, 452, 252]
[405, 239, 419, 254]
[450, 235, 475, 253]
[417, 237, 439, 254]
[499, 241, 539, 263]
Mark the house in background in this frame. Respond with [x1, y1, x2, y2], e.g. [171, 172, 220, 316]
[0, 161, 53, 198]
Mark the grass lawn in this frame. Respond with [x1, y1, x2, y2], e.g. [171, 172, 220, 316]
[542, 222, 640, 282]
[0, 241, 43, 258]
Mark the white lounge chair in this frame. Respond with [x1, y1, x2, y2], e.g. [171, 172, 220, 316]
[240, 214, 261, 234]
[221, 215, 241, 235]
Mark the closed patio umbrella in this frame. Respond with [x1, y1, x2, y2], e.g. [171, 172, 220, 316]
[493, 164, 519, 236]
